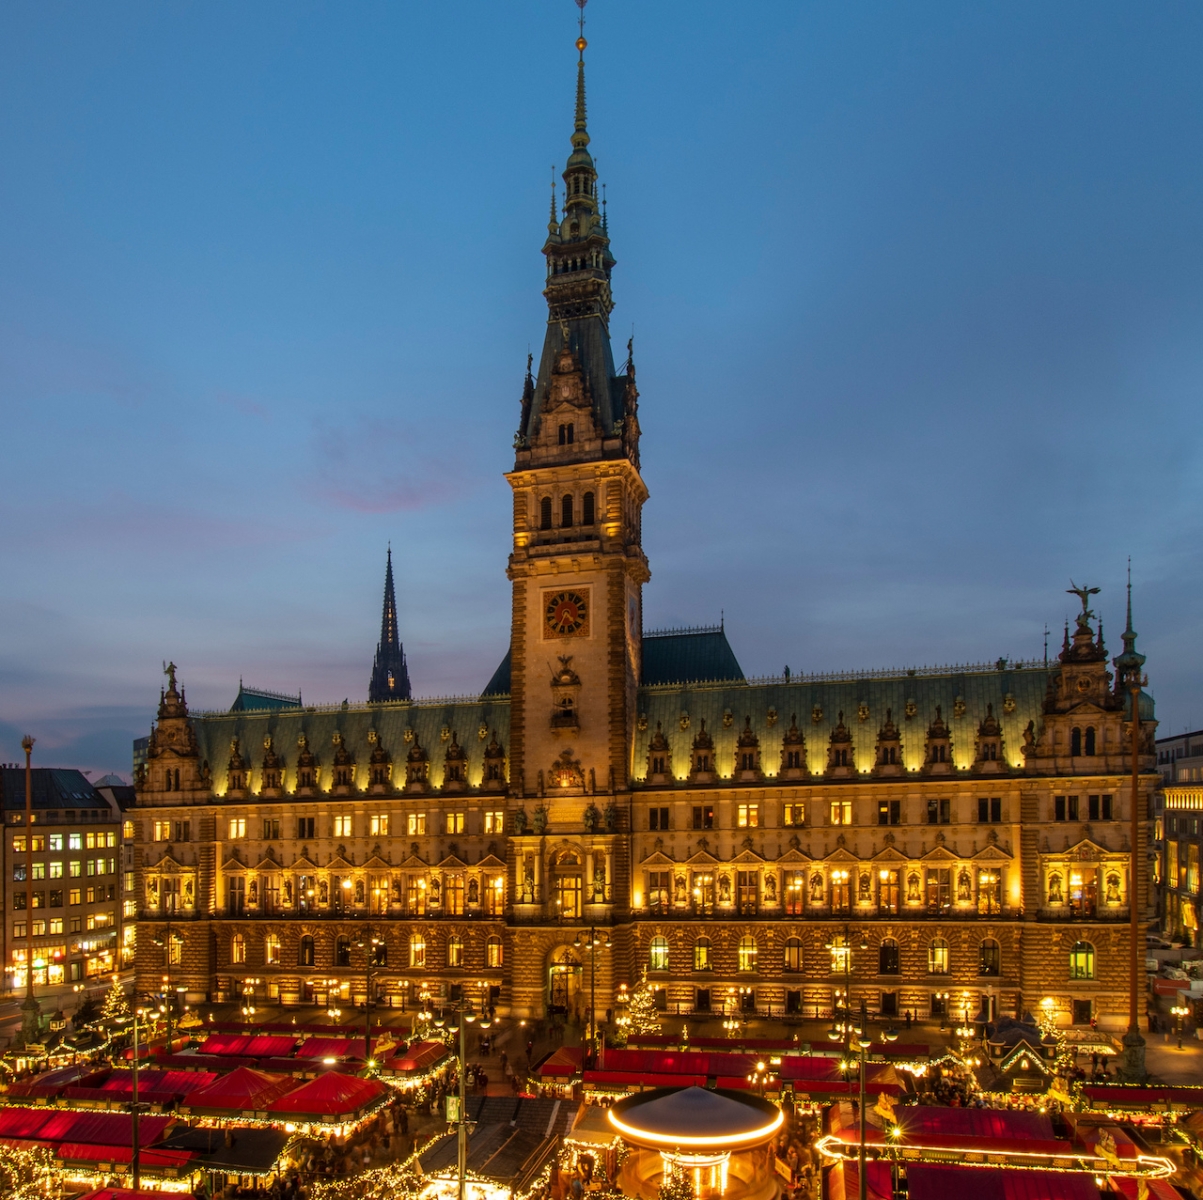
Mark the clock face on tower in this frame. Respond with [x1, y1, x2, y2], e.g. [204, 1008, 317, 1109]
[544, 589, 590, 638]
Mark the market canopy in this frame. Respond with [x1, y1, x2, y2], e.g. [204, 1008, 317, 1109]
[183, 1066, 296, 1114]
[267, 1072, 387, 1120]
[383, 1040, 450, 1075]
[296, 1036, 357, 1060]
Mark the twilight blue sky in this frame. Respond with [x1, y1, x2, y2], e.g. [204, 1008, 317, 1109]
[2, 1, 1203, 777]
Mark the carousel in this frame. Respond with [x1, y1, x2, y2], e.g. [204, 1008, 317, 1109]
[607, 1086, 784, 1200]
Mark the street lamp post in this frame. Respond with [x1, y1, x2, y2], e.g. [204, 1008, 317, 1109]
[435, 997, 493, 1200]
[1171, 1003, 1190, 1050]
[152, 893, 177, 1044]
[19, 735, 39, 1046]
[241, 977, 259, 1027]
[825, 925, 868, 1051]
[573, 927, 611, 1066]
[848, 1014, 899, 1200]
[357, 929, 383, 1064]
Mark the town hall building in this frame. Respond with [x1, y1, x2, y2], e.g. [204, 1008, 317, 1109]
[130, 29, 1158, 1033]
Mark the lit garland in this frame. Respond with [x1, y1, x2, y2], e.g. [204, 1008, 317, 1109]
[813, 1132, 1175, 1179]
[0, 1144, 56, 1200]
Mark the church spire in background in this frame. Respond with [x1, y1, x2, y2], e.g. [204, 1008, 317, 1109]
[1113, 558, 1146, 693]
[368, 546, 411, 703]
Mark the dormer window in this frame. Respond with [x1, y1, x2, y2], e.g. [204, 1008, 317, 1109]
[558, 424, 574, 445]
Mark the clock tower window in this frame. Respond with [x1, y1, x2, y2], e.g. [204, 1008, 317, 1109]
[558, 423, 574, 445]
[561, 495, 574, 527]
[582, 491, 595, 526]
[540, 497, 553, 530]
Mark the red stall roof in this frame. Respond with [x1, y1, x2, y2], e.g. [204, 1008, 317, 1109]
[184, 1066, 296, 1112]
[56, 1143, 194, 1169]
[199, 1034, 253, 1056]
[0, 1109, 174, 1147]
[582, 1071, 709, 1090]
[267, 1072, 387, 1118]
[296, 1036, 357, 1060]
[829, 1161, 893, 1200]
[1082, 1084, 1203, 1108]
[537, 1047, 583, 1078]
[8, 1065, 110, 1098]
[385, 1040, 450, 1074]
[1112, 1177, 1186, 1200]
[905, 1165, 1099, 1200]
[244, 1035, 298, 1058]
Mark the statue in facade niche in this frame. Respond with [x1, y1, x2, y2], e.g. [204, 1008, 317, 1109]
[604, 800, 619, 832]
[583, 803, 600, 831]
[1106, 873, 1121, 904]
[957, 870, 971, 901]
[719, 875, 731, 903]
[319, 880, 328, 904]
[532, 804, 548, 834]
[675, 876, 686, 904]
[468, 878, 479, 905]
[430, 877, 441, 903]
[1048, 873, 1063, 904]
[522, 859, 536, 902]
[765, 873, 777, 903]
[513, 807, 528, 834]
[283, 880, 292, 904]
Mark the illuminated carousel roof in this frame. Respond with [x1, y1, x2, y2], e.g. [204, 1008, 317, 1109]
[608, 1086, 782, 1150]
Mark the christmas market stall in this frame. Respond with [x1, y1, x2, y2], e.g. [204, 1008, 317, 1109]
[265, 1071, 389, 1134]
[606, 1086, 783, 1200]
[415, 1095, 573, 1200]
[178, 1066, 297, 1119]
[378, 1039, 452, 1096]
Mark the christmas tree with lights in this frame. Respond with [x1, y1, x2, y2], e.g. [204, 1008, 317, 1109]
[657, 1162, 693, 1200]
[101, 978, 130, 1024]
[624, 971, 662, 1039]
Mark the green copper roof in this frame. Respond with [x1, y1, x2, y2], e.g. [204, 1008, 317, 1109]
[634, 662, 1053, 782]
[641, 626, 745, 687]
[230, 684, 302, 713]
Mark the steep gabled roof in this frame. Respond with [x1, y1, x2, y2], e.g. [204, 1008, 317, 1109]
[641, 626, 745, 688]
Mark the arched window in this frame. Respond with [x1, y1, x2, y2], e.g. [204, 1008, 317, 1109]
[409, 933, 426, 968]
[540, 497, 552, 530]
[783, 937, 803, 973]
[649, 935, 669, 972]
[561, 494, 574, 527]
[927, 937, 949, 975]
[1085, 726, 1096, 756]
[447, 935, 463, 968]
[1071, 727, 1082, 757]
[582, 491, 595, 526]
[265, 933, 280, 965]
[738, 935, 758, 973]
[979, 938, 1001, 977]
[231, 933, 245, 965]
[486, 935, 503, 968]
[336, 936, 351, 967]
[299, 936, 315, 966]
[694, 937, 711, 971]
[879, 938, 900, 975]
[1069, 940, 1095, 980]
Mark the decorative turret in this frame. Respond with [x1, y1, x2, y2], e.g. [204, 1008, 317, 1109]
[826, 712, 855, 779]
[1113, 564, 1148, 704]
[779, 713, 808, 780]
[921, 706, 954, 776]
[367, 730, 392, 792]
[295, 733, 319, 794]
[226, 736, 248, 795]
[482, 731, 507, 792]
[331, 731, 356, 794]
[973, 703, 1008, 774]
[260, 734, 284, 794]
[688, 718, 716, 783]
[142, 661, 203, 797]
[405, 735, 430, 793]
[873, 708, 904, 777]
[443, 731, 468, 792]
[733, 717, 762, 783]
[645, 722, 673, 786]
[368, 547, 412, 703]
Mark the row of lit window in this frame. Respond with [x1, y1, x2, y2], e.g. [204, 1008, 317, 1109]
[13, 858, 113, 882]
[645, 934, 1097, 980]
[228, 931, 504, 970]
[13, 886, 113, 909]
[11, 832, 117, 852]
[215, 811, 505, 841]
[12, 911, 112, 939]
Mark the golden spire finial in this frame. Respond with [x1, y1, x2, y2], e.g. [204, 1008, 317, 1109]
[576, 0, 587, 54]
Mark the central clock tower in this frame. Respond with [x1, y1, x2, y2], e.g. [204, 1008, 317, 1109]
[505, 31, 648, 802]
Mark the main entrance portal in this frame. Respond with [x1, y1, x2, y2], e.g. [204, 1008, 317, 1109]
[548, 947, 582, 1017]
